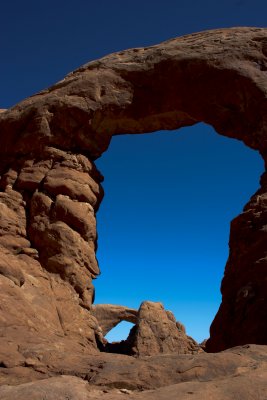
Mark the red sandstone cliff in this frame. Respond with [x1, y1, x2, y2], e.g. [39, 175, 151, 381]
[1, 27, 267, 398]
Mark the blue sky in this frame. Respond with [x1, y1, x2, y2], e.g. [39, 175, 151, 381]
[96, 126, 263, 342]
[1, 0, 266, 342]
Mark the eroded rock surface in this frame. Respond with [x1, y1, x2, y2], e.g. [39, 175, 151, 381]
[0, 345, 267, 399]
[0, 27, 267, 353]
[127, 301, 200, 356]
[92, 304, 138, 336]
[93, 301, 200, 356]
[0, 27, 267, 397]
[0, 147, 104, 374]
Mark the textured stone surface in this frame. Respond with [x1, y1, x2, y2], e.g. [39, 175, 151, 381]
[0, 345, 267, 399]
[0, 148, 103, 375]
[93, 301, 200, 356]
[0, 376, 94, 400]
[127, 301, 200, 356]
[0, 27, 267, 384]
[92, 304, 138, 336]
[2, 27, 267, 158]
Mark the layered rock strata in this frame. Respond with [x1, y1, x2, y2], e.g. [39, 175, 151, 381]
[0, 27, 267, 368]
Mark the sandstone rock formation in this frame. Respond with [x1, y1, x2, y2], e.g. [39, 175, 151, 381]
[0, 345, 267, 399]
[0, 147, 104, 379]
[93, 301, 200, 356]
[1, 26, 267, 398]
[92, 304, 138, 336]
[127, 301, 200, 356]
[1, 27, 267, 354]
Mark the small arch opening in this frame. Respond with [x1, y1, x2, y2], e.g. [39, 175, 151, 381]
[102, 321, 136, 355]
[94, 122, 264, 343]
[105, 321, 135, 343]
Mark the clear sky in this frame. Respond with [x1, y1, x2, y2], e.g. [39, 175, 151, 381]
[1, 0, 266, 342]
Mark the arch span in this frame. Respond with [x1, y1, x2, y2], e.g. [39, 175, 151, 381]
[91, 304, 138, 336]
[0, 27, 267, 353]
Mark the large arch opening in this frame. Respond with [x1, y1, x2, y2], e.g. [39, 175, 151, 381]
[94, 123, 264, 343]
[1, 27, 267, 355]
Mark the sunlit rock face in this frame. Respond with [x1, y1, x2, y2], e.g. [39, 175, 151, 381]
[0, 27, 267, 377]
[91, 304, 138, 337]
[92, 302, 201, 356]
[125, 301, 201, 356]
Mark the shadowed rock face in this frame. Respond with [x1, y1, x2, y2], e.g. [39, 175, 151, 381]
[0, 27, 267, 373]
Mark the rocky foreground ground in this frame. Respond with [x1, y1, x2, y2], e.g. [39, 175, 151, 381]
[0, 345, 266, 399]
[0, 301, 266, 398]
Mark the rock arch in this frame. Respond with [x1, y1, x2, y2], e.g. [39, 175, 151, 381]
[92, 301, 201, 356]
[0, 27, 267, 360]
[91, 304, 138, 336]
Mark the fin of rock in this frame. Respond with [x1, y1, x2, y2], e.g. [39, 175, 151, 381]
[94, 301, 202, 356]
